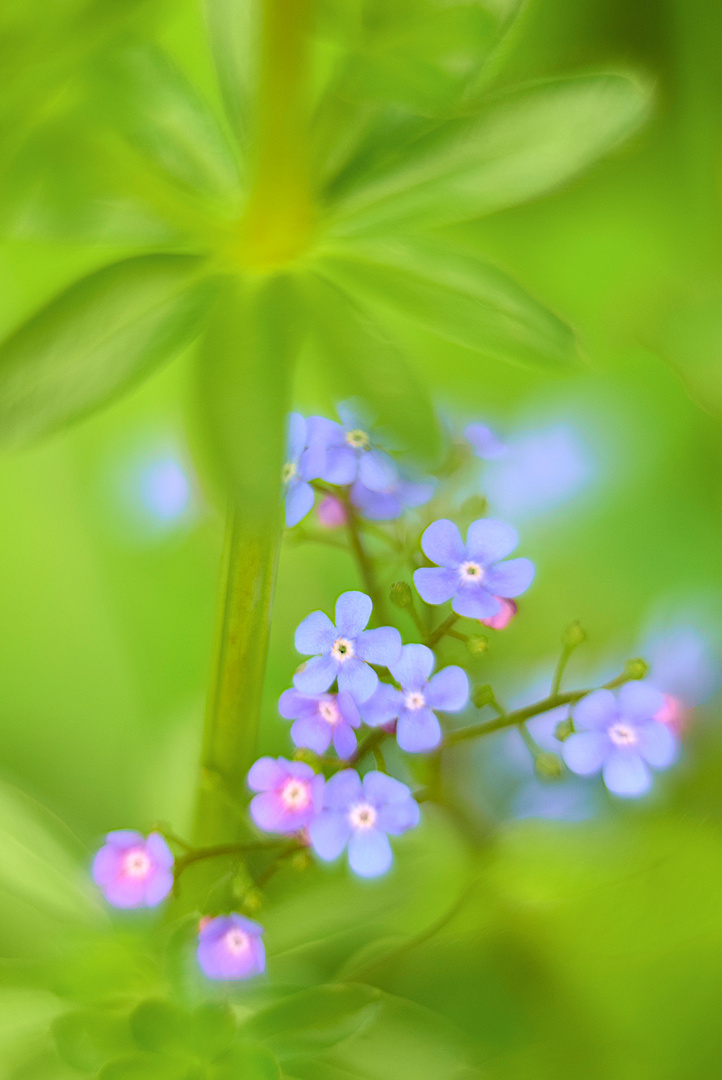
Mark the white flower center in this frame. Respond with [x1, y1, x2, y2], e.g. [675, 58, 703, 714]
[404, 691, 426, 711]
[346, 429, 370, 450]
[331, 637, 355, 662]
[280, 778, 311, 810]
[459, 561, 484, 583]
[349, 802, 377, 830]
[319, 699, 340, 725]
[123, 849, 151, 879]
[225, 928, 250, 955]
[609, 722, 637, 747]
[281, 462, 296, 483]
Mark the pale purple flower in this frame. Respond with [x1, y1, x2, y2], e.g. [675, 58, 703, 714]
[317, 495, 347, 528]
[563, 683, 680, 798]
[279, 688, 361, 759]
[309, 770, 419, 877]
[197, 914, 265, 981]
[309, 405, 399, 492]
[413, 518, 534, 620]
[247, 757, 324, 834]
[463, 422, 506, 460]
[480, 598, 518, 630]
[350, 475, 435, 521]
[283, 413, 326, 528]
[91, 831, 174, 909]
[361, 644, 468, 753]
[293, 590, 402, 703]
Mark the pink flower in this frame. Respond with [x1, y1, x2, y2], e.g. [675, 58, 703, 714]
[480, 598, 518, 630]
[91, 831, 174, 908]
[197, 914, 265, 981]
[317, 495, 347, 528]
[247, 757, 324, 834]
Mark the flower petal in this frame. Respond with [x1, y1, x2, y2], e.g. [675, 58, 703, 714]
[348, 828, 393, 878]
[323, 768, 363, 808]
[463, 422, 506, 460]
[247, 757, 286, 792]
[295, 610, 336, 655]
[309, 811, 351, 861]
[389, 643, 435, 690]
[293, 654, 338, 694]
[144, 869, 174, 907]
[602, 750, 652, 797]
[338, 658, 378, 702]
[562, 731, 609, 775]
[573, 689, 617, 730]
[425, 666, 469, 712]
[359, 449, 398, 492]
[335, 591, 373, 637]
[332, 722, 357, 760]
[102, 877, 147, 908]
[636, 720, 680, 769]
[413, 567, 459, 605]
[337, 689, 361, 728]
[359, 683, 402, 727]
[278, 688, 310, 720]
[250, 792, 288, 833]
[356, 626, 402, 666]
[285, 479, 315, 528]
[91, 846, 121, 885]
[397, 708, 442, 753]
[146, 833, 174, 869]
[451, 588, 501, 620]
[350, 483, 401, 521]
[465, 519, 518, 564]
[322, 444, 357, 485]
[421, 519, 464, 567]
[291, 716, 332, 755]
[377, 798, 421, 835]
[286, 412, 306, 464]
[618, 681, 666, 722]
[483, 558, 535, 598]
[362, 770, 413, 806]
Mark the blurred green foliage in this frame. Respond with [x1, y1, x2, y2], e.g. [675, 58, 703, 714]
[0, 0, 719, 1077]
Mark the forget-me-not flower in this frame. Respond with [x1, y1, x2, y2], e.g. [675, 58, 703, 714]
[413, 518, 534, 620]
[247, 757, 324, 834]
[563, 683, 679, 797]
[350, 474, 435, 521]
[293, 591, 402, 702]
[463, 422, 506, 460]
[91, 831, 174, 909]
[310, 405, 399, 492]
[283, 413, 326, 527]
[197, 914, 265, 981]
[279, 688, 361, 759]
[309, 769, 420, 877]
[361, 644, 469, 753]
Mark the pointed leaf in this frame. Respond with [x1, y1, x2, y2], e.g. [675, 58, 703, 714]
[242, 984, 382, 1058]
[319, 237, 578, 372]
[328, 74, 651, 234]
[304, 271, 440, 465]
[205, 0, 255, 145]
[0, 254, 217, 445]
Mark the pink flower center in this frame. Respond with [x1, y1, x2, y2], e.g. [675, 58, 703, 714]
[122, 848, 151, 879]
[459, 561, 484, 583]
[609, 722, 637, 747]
[319, 699, 340, 725]
[331, 637, 355, 662]
[349, 802, 377, 830]
[404, 691, 426, 711]
[280, 778, 311, 811]
[225, 928, 250, 955]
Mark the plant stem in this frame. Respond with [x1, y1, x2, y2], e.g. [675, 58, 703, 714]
[427, 613, 459, 647]
[344, 500, 389, 621]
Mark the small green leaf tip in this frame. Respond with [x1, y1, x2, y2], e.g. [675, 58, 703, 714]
[471, 683, 495, 708]
[562, 621, 587, 648]
[534, 753, 564, 780]
[624, 658, 649, 680]
[390, 581, 414, 610]
[554, 717, 575, 743]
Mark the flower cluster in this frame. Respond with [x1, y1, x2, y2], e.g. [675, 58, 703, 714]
[89, 411, 690, 987]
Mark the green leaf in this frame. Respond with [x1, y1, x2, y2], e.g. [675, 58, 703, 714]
[328, 74, 651, 234]
[189, 1002, 237, 1062]
[242, 984, 382, 1058]
[205, 0, 255, 144]
[130, 999, 187, 1055]
[52, 1009, 130, 1072]
[97, 1054, 191, 1080]
[0, 254, 217, 445]
[304, 271, 440, 465]
[320, 237, 579, 372]
[211, 1043, 281, 1080]
[192, 272, 302, 515]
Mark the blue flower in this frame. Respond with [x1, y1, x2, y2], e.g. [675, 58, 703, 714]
[413, 518, 534, 620]
[283, 413, 326, 528]
[361, 644, 469, 753]
[293, 591, 402, 703]
[279, 688, 361, 759]
[308, 769, 420, 877]
[309, 404, 399, 492]
[563, 683, 680, 797]
[463, 422, 506, 460]
[350, 474, 435, 521]
[196, 914, 265, 981]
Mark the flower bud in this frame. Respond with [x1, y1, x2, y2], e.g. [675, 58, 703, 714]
[459, 494, 489, 519]
[291, 849, 313, 872]
[562, 621, 586, 648]
[534, 752, 563, 780]
[466, 634, 489, 656]
[471, 684, 495, 709]
[317, 495, 347, 529]
[390, 581, 413, 610]
[241, 887, 263, 913]
[554, 717, 574, 742]
[293, 747, 319, 766]
[624, 657, 648, 680]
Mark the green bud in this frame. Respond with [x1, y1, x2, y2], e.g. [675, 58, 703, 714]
[466, 634, 489, 657]
[471, 684, 495, 709]
[534, 752, 563, 780]
[459, 494, 489, 519]
[291, 849, 313, 872]
[293, 747, 318, 766]
[241, 887, 263, 914]
[562, 620, 586, 648]
[554, 717, 575, 742]
[624, 657, 648, 680]
[390, 581, 413, 610]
